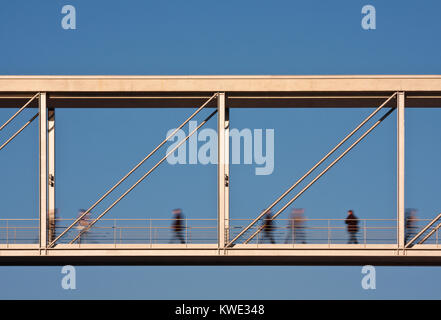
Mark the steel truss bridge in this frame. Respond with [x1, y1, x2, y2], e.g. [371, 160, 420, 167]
[1, 75, 441, 266]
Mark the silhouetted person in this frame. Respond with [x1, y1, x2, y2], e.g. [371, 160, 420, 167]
[285, 208, 307, 244]
[170, 208, 185, 244]
[260, 210, 276, 244]
[405, 208, 418, 243]
[345, 210, 359, 244]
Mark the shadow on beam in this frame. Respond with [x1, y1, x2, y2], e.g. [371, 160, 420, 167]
[2, 255, 441, 266]
[0, 92, 440, 108]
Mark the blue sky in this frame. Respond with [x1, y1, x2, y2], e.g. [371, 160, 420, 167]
[0, 0, 441, 299]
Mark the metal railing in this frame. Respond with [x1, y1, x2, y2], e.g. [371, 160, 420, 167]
[405, 214, 441, 247]
[54, 218, 218, 245]
[229, 219, 398, 245]
[0, 218, 440, 246]
[0, 219, 39, 244]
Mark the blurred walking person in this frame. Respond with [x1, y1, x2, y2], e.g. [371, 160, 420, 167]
[285, 208, 307, 244]
[345, 210, 359, 244]
[76, 209, 91, 243]
[260, 210, 276, 244]
[48, 208, 59, 243]
[170, 208, 185, 244]
[405, 208, 418, 243]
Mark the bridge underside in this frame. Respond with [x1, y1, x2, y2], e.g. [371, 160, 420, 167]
[1, 244, 441, 266]
[0, 92, 440, 109]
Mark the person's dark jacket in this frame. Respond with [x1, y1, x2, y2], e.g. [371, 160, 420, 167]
[262, 213, 274, 231]
[345, 213, 359, 233]
[173, 213, 184, 231]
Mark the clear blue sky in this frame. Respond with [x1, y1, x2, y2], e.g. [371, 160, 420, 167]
[0, 0, 441, 299]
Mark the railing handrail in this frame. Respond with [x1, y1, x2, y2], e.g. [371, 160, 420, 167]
[0, 217, 439, 246]
[0, 219, 39, 221]
[229, 218, 398, 221]
[405, 212, 441, 248]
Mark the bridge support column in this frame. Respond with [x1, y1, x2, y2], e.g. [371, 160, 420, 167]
[39, 93, 48, 248]
[218, 92, 229, 248]
[225, 102, 230, 244]
[48, 108, 56, 243]
[397, 92, 405, 248]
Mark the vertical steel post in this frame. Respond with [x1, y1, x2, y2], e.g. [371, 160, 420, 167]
[48, 109, 55, 243]
[397, 92, 405, 248]
[114, 219, 116, 247]
[224, 105, 230, 244]
[364, 220, 367, 246]
[218, 92, 229, 248]
[39, 93, 48, 248]
[328, 220, 330, 246]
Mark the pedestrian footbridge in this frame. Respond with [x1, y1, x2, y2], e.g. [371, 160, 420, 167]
[1, 217, 441, 265]
[1, 75, 441, 265]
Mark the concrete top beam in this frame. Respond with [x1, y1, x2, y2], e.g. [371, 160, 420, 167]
[0, 75, 440, 92]
[0, 75, 440, 108]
